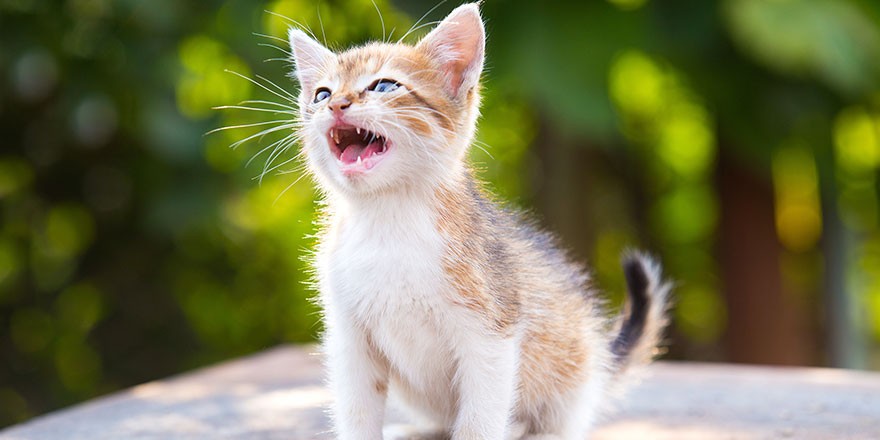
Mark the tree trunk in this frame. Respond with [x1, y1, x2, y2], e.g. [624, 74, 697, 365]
[717, 152, 814, 365]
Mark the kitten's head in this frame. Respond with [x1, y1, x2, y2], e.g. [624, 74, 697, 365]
[289, 3, 485, 197]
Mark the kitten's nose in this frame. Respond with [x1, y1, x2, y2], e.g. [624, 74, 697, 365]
[328, 97, 351, 115]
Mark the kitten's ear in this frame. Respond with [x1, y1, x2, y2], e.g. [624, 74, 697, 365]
[416, 3, 485, 98]
[288, 28, 334, 93]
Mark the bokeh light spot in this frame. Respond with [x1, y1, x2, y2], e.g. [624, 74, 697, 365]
[176, 35, 252, 119]
[0, 238, 22, 295]
[13, 49, 57, 102]
[657, 103, 715, 180]
[0, 388, 30, 423]
[610, 50, 664, 119]
[675, 284, 727, 342]
[651, 185, 718, 244]
[834, 106, 879, 174]
[0, 158, 34, 198]
[10, 308, 54, 353]
[45, 205, 95, 258]
[773, 143, 822, 252]
[607, 0, 648, 11]
[54, 335, 101, 392]
[55, 283, 104, 334]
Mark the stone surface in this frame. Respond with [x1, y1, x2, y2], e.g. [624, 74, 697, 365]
[2, 345, 879, 439]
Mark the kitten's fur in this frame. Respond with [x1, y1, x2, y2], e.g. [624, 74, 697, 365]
[287, 4, 670, 439]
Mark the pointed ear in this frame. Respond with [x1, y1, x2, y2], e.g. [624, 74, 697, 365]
[416, 3, 485, 98]
[289, 28, 334, 93]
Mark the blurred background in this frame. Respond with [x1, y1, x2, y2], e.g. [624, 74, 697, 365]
[2, 0, 880, 428]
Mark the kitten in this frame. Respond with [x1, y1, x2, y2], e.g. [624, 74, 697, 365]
[286, 4, 670, 439]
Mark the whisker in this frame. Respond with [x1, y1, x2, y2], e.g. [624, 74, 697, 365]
[371, 0, 386, 42]
[240, 99, 297, 110]
[316, 3, 328, 47]
[472, 140, 494, 159]
[264, 156, 301, 180]
[225, 70, 297, 105]
[260, 134, 301, 182]
[277, 162, 309, 176]
[273, 171, 311, 206]
[246, 135, 294, 167]
[253, 32, 288, 44]
[256, 73, 298, 101]
[230, 122, 298, 150]
[400, 0, 449, 43]
[206, 118, 293, 136]
[258, 42, 293, 57]
[213, 105, 297, 115]
[264, 9, 320, 42]
[260, 141, 304, 177]
[401, 20, 443, 43]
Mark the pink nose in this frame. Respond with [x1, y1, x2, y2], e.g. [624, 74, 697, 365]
[328, 97, 351, 116]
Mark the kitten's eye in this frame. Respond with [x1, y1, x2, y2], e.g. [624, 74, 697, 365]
[314, 88, 331, 103]
[368, 79, 400, 93]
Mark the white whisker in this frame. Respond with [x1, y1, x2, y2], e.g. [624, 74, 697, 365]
[206, 119, 292, 136]
[240, 99, 297, 110]
[264, 10, 320, 42]
[371, 0, 386, 42]
[255, 73, 298, 101]
[213, 105, 298, 115]
[316, 3, 328, 47]
[224, 70, 297, 105]
[260, 134, 301, 182]
[257, 42, 294, 57]
[230, 122, 298, 150]
[252, 32, 288, 44]
[273, 171, 310, 206]
[400, 0, 449, 43]
[246, 135, 294, 167]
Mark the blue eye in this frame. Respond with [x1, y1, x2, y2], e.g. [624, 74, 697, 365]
[368, 79, 400, 93]
[314, 88, 331, 103]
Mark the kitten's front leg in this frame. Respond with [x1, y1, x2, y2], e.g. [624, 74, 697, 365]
[451, 332, 519, 440]
[325, 318, 390, 440]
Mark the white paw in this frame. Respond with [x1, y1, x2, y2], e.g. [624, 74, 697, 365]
[383, 424, 449, 440]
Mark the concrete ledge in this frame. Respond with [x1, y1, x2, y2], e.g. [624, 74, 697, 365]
[2, 345, 879, 439]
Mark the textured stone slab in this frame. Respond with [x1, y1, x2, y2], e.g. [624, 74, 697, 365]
[2, 345, 879, 439]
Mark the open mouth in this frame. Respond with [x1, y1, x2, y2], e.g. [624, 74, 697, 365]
[327, 125, 389, 173]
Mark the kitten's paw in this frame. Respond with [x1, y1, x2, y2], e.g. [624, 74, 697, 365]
[383, 424, 449, 440]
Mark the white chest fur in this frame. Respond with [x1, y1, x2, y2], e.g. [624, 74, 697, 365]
[320, 195, 458, 395]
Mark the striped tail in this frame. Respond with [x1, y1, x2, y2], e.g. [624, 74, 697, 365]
[611, 252, 671, 373]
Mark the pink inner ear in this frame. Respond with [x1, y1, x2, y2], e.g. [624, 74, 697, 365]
[418, 6, 485, 97]
[289, 29, 334, 92]
[444, 37, 481, 96]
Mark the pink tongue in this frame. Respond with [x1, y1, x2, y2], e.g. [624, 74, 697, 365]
[340, 141, 383, 165]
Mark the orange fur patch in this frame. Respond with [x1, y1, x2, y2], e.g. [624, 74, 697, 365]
[329, 43, 462, 136]
[434, 182, 519, 333]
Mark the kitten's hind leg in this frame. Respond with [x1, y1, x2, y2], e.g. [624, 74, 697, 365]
[524, 366, 611, 440]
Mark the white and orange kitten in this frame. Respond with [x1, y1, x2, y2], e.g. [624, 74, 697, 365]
[286, 4, 670, 439]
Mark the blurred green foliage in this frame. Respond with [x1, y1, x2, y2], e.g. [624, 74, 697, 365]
[1, 0, 880, 428]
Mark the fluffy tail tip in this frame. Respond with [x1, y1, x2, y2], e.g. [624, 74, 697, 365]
[611, 251, 671, 371]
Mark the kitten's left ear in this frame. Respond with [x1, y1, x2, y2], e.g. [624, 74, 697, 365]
[289, 28, 334, 93]
[416, 3, 485, 98]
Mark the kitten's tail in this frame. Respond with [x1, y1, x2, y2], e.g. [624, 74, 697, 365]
[610, 252, 671, 374]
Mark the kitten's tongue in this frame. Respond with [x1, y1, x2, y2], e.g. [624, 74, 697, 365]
[340, 141, 383, 165]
